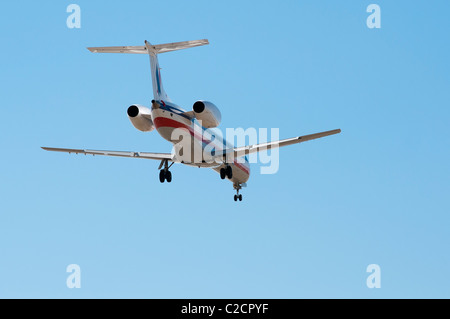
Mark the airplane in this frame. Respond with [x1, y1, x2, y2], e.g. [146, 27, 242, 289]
[42, 39, 341, 201]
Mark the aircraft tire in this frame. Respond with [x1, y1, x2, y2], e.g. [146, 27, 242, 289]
[159, 170, 166, 183]
[166, 171, 172, 183]
[226, 166, 233, 179]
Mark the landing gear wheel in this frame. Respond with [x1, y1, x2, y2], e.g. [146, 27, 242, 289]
[226, 165, 233, 179]
[220, 168, 226, 180]
[159, 170, 166, 183]
[234, 195, 238, 202]
[166, 171, 172, 183]
[239, 194, 242, 201]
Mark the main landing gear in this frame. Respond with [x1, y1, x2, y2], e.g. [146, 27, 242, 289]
[220, 165, 233, 180]
[159, 159, 174, 183]
[159, 169, 172, 183]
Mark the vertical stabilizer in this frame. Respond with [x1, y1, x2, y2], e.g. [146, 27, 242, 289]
[145, 41, 169, 101]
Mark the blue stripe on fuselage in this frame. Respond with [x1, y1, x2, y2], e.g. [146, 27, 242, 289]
[156, 64, 162, 95]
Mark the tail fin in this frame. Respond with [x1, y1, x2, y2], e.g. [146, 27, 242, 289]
[87, 39, 209, 101]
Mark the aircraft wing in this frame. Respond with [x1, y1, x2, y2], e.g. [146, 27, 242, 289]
[41, 147, 174, 161]
[233, 129, 341, 158]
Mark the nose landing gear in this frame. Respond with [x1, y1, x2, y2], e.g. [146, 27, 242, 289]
[233, 183, 243, 202]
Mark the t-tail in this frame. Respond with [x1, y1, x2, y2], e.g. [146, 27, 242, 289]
[87, 39, 210, 101]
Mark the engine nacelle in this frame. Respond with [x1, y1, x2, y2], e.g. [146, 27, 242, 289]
[127, 105, 154, 132]
[193, 101, 221, 128]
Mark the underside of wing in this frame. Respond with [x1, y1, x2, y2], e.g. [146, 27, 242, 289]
[233, 129, 341, 158]
[41, 147, 174, 161]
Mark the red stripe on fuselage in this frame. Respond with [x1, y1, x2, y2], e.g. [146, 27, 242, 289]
[153, 116, 250, 175]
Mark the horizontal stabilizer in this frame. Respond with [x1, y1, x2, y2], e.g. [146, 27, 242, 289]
[87, 39, 209, 55]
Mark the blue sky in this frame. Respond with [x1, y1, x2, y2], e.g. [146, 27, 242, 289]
[0, 0, 449, 298]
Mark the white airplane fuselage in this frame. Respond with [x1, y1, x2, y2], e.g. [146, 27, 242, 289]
[151, 100, 250, 185]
